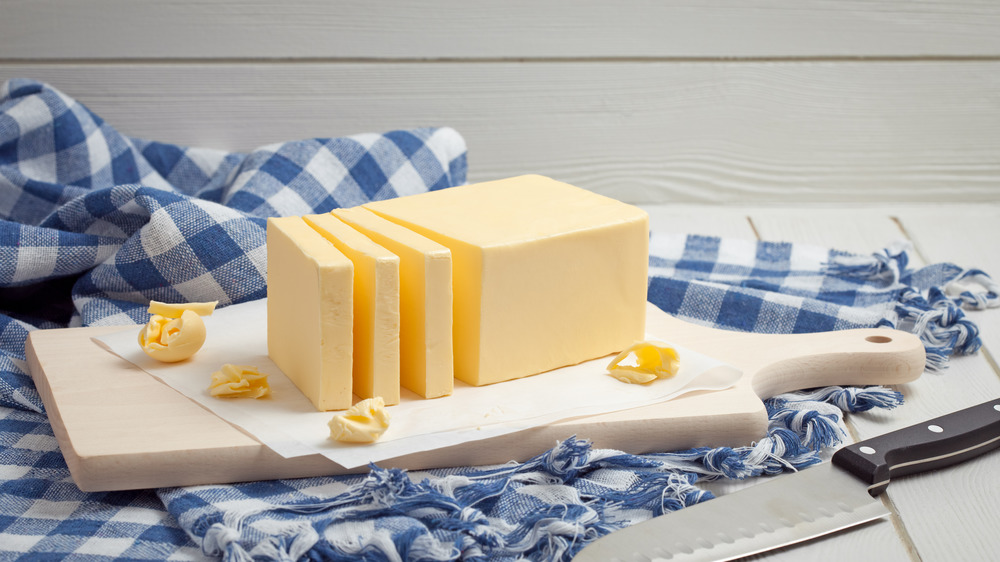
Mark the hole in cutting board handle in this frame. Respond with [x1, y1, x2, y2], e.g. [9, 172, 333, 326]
[865, 335, 893, 344]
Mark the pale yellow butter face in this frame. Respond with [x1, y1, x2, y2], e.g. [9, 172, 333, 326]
[332, 206, 454, 399]
[606, 341, 680, 384]
[138, 309, 207, 363]
[328, 397, 390, 443]
[209, 364, 271, 399]
[266, 217, 354, 411]
[305, 213, 401, 406]
[364, 174, 649, 386]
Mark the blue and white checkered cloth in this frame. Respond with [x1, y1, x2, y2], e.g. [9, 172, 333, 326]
[1, 79, 996, 561]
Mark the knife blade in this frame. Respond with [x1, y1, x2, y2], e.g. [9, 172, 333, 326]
[573, 398, 1000, 562]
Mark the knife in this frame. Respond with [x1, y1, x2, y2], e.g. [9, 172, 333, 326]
[573, 398, 1000, 561]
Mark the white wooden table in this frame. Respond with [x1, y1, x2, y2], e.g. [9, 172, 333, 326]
[640, 203, 1000, 561]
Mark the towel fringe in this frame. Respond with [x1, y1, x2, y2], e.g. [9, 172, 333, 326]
[827, 243, 995, 372]
[648, 385, 903, 482]
[182, 385, 903, 561]
[824, 242, 910, 283]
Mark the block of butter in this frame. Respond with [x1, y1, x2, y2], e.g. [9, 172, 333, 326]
[304, 213, 401, 406]
[365, 174, 649, 386]
[266, 216, 354, 411]
[332, 206, 454, 399]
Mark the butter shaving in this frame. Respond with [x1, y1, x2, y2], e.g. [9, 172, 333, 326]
[329, 397, 391, 443]
[209, 364, 271, 399]
[607, 341, 680, 384]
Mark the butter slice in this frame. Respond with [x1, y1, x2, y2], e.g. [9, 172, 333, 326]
[333, 206, 454, 399]
[305, 213, 401, 406]
[365, 174, 649, 386]
[267, 216, 353, 411]
[147, 300, 218, 318]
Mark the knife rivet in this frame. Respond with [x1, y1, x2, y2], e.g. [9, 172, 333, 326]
[928, 424, 944, 433]
[993, 404, 999, 412]
[859, 446, 876, 455]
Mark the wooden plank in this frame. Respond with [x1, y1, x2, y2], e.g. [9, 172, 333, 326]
[2, 62, 999, 205]
[887, 205, 1000, 562]
[752, 206, 1000, 562]
[746, 206, 910, 255]
[3, 0, 1000, 59]
[641, 204, 757, 239]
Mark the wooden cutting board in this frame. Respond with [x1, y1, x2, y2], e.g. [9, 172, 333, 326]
[26, 303, 924, 492]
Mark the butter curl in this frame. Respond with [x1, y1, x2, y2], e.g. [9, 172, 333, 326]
[329, 397, 391, 443]
[209, 364, 271, 399]
[607, 341, 680, 384]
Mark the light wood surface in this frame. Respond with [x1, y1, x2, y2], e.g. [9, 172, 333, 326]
[2, 61, 996, 206]
[25, 302, 923, 492]
[3, 1, 999, 206]
[3, 0, 1000, 59]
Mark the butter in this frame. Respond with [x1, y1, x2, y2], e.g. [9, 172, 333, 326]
[304, 213, 401, 406]
[606, 341, 680, 384]
[147, 300, 218, 318]
[267, 216, 354, 411]
[328, 397, 390, 443]
[209, 364, 271, 398]
[332, 206, 454, 399]
[138, 309, 207, 363]
[364, 175, 648, 386]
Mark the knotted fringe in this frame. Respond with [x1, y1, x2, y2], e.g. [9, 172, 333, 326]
[190, 386, 901, 561]
[649, 385, 903, 481]
[826, 244, 998, 371]
[825, 241, 910, 282]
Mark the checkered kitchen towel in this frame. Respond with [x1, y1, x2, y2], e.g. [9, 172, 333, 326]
[0, 79, 996, 561]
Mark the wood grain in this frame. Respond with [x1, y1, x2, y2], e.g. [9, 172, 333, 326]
[3, 0, 1000, 59]
[2, 62, 998, 205]
[25, 303, 923, 492]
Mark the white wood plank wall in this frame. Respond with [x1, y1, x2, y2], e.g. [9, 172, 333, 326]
[2, 0, 999, 204]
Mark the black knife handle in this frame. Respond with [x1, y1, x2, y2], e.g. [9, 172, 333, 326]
[832, 399, 1000, 496]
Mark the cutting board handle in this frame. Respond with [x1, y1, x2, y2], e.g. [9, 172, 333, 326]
[746, 327, 926, 398]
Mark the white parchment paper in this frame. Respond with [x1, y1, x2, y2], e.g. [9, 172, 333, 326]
[94, 299, 739, 469]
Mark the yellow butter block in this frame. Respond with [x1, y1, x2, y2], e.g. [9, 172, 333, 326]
[305, 213, 401, 406]
[333, 206, 454, 399]
[365, 175, 649, 386]
[266, 216, 354, 411]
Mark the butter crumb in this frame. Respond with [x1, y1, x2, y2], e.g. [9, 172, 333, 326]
[607, 341, 680, 384]
[329, 397, 390, 443]
[209, 364, 271, 399]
